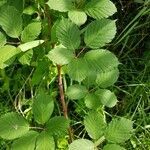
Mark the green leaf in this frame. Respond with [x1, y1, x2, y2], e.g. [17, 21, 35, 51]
[84, 111, 106, 140]
[69, 139, 95, 150]
[67, 58, 88, 82]
[84, 19, 116, 48]
[46, 116, 70, 137]
[7, 0, 24, 13]
[105, 118, 133, 143]
[0, 45, 21, 69]
[47, 47, 74, 65]
[0, 6, 22, 38]
[36, 131, 55, 150]
[84, 0, 117, 19]
[95, 89, 118, 108]
[0, 112, 29, 140]
[18, 49, 33, 65]
[56, 18, 81, 50]
[96, 68, 119, 88]
[47, 0, 74, 12]
[66, 84, 87, 100]
[0, 32, 6, 47]
[84, 93, 101, 109]
[12, 131, 39, 150]
[32, 91, 54, 124]
[84, 50, 119, 72]
[103, 144, 126, 150]
[23, 5, 37, 15]
[68, 10, 87, 26]
[18, 40, 44, 52]
[21, 22, 41, 42]
[0, 0, 7, 7]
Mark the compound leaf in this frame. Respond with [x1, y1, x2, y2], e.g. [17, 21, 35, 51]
[56, 18, 80, 50]
[84, 19, 116, 48]
[69, 139, 95, 150]
[32, 91, 54, 124]
[84, 0, 117, 19]
[84, 111, 106, 140]
[105, 118, 133, 143]
[0, 112, 29, 140]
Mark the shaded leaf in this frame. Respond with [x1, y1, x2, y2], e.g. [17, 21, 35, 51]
[21, 22, 41, 42]
[67, 58, 88, 82]
[0, 32, 6, 47]
[95, 89, 118, 108]
[32, 91, 54, 124]
[0, 6, 22, 38]
[0, 112, 29, 140]
[36, 131, 55, 150]
[66, 84, 87, 100]
[46, 116, 69, 137]
[103, 144, 126, 150]
[12, 131, 39, 150]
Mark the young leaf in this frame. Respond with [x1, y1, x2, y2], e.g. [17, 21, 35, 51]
[32, 91, 54, 124]
[84, 111, 106, 140]
[0, 32, 6, 47]
[66, 84, 88, 100]
[84, 93, 101, 109]
[56, 18, 81, 50]
[105, 118, 133, 143]
[67, 58, 88, 82]
[18, 40, 44, 52]
[84, 19, 116, 48]
[46, 116, 70, 137]
[47, 0, 74, 12]
[69, 139, 95, 150]
[11, 131, 39, 150]
[47, 47, 74, 65]
[95, 89, 118, 108]
[21, 22, 41, 42]
[0, 6, 22, 38]
[103, 144, 126, 150]
[68, 10, 87, 26]
[36, 131, 55, 150]
[0, 112, 29, 140]
[84, 0, 117, 19]
[0, 45, 21, 69]
[18, 49, 33, 65]
[84, 50, 119, 72]
[96, 68, 119, 88]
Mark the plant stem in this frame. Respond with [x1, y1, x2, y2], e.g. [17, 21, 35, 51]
[57, 65, 73, 143]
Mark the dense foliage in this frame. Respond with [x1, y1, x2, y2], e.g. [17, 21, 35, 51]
[0, 0, 149, 149]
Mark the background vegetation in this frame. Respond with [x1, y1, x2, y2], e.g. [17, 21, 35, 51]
[0, 0, 150, 149]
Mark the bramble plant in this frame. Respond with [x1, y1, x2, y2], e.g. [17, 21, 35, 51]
[0, 0, 134, 150]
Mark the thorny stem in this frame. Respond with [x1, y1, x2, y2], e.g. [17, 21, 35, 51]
[57, 65, 73, 143]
